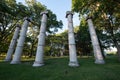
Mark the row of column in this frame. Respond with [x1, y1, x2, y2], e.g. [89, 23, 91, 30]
[5, 11, 105, 67]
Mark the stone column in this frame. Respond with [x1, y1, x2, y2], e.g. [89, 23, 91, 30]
[10, 17, 31, 64]
[5, 24, 21, 61]
[33, 11, 48, 67]
[66, 11, 79, 67]
[86, 16, 105, 64]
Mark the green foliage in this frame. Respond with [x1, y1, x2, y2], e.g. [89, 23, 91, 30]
[0, 56, 120, 80]
[46, 10, 63, 33]
[0, 0, 63, 55]
[0, 0, 31, 54]
[45, 32, 68, 56]
[75, 19, 92, 56]
[72, 0, 120, 59]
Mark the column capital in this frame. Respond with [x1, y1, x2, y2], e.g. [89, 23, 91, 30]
[66, 11, 74, 18]
[86, 16, 92, 21]
[40, 10, 49, 17]
[23, 17, 32, 22]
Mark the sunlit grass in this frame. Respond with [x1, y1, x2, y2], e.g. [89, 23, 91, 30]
[0, 55, 120, 80]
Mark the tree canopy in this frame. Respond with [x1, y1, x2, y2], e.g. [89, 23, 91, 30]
[72, 0, 120, 60]
[0, 0, 63, 55]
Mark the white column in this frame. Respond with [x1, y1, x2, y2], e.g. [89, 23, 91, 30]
[5, 24, 21, 61]
[33, 11, 48, 67]
[10, 17, 31, 64]
[66, 11, 79, 67]
[86, 16, 105, 64]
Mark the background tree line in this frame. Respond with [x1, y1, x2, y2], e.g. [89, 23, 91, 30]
[0, 0, 119, 59]
[0, 0, 63, 57]
[72, 0, 120, 60]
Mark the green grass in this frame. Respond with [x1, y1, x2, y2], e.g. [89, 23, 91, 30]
[0, 56, 120, 80]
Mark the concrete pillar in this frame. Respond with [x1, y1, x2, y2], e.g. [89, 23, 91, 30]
[66, 11, 79, 67]
[5, 24, 21, 61]
[33, 11, 48, 67]
[10, 17, 31, 64]
[86, 16, 105, 64]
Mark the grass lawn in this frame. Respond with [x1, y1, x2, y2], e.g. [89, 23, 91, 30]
[0, 56, 120, 80]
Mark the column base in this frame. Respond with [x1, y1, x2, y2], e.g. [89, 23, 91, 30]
[33, 61, 44, 67]
[10, 60, 21, 64]
[95, 59, 105, 64]
[68, 61, 79, 67]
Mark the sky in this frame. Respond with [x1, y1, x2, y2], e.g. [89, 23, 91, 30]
[17, 0, 80, 33]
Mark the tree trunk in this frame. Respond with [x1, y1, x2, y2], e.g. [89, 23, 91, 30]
[114, 40, 120, 61]
[29, 43, 34, 58]
[98, 38, 106, 59]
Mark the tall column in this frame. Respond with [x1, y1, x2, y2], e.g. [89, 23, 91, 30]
[66, 11, 79, 67]
[5, 24, 21, 61]
[33, 11, 48, 67]
[10, 17, 31, 64]
[86, 16, 105, 64]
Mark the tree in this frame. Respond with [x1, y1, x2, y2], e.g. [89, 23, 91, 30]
[0, 0, 18, 54]
[23, 0, 63, 57]
[75, 18, 92, 56]
[72, 0, 120, 61]
[0, 0, 63, 58]
[0, 0, 32, 55]
[45, 32, 68, 57]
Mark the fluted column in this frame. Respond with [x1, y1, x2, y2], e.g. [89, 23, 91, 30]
[10, 17, 31, 64]
[5, 24, 21, 61]
[86, 16, 105, 64]
[33, 11, 48, 67]
[66, 11, 79, 67]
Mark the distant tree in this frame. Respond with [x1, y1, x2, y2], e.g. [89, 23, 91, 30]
[0, 0, 63, 57]
[72, 0, 120, 60]
[75, 18, 92, 56]
[45, 32, 67, 57]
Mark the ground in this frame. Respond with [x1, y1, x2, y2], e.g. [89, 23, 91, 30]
[0, 56, 120, 80]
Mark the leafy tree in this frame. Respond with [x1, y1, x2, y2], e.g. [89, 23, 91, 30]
[72, 0, 120, 60]
[0, 0, 63, 57]
[0, 0, 17, 54]
[45, 32, 67, 57]
[75, 18, 92, 56]
[23, 0, 63, 57]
